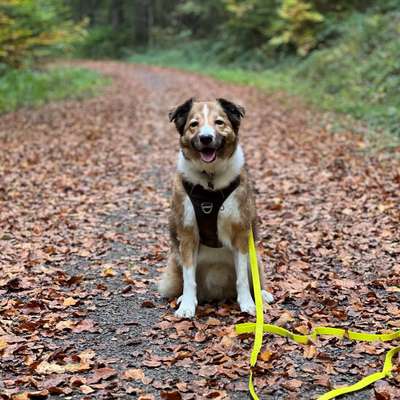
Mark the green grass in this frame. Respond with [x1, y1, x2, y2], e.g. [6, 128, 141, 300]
[0, 67, 109, 114]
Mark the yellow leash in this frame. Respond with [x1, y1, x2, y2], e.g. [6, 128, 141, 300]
[236, 227, 400, 399]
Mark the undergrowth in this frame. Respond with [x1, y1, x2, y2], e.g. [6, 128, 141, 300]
[0, 67, 109, 114]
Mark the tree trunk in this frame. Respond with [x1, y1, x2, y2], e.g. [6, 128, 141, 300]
[110, 0, 125, 30]
[134, 0, 152, 47]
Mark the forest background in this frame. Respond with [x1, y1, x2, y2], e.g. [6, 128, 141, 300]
[0, 0, 399, 140]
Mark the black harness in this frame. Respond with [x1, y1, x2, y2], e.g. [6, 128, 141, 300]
[182, 176, 241, 248]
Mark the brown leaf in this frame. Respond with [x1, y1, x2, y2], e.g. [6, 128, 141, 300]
[141, 300, 155, 308]
[160, 391, 182, 400]
[142, 359, 161, 368]
[176, 382, 188, 392]
[315, 375, 330, 387]
[123, 368, 145, 381]
[303, 345, 317, 359]
[78, 349, 96, 363]
[374, 381, 395, 399]
[63, 297, 78, 307]
[12, 394, 29, 400]
[282, 379, 303, 391]
[0, 337, 8, 351]
[294, 325, 309, 335]
[275, 311, 294, 326]
[55, 320, 75, 331]
[26, 390, 49, 399]
[87, 367, 117, 384]
[72, 319, 96, 333]
[259, 349, 273, 362]
[220, 336, 233, 348]
[80, 385, 95, 395]
[205, 317, 220, 326]
[138, 395, 155, 400]
[35, 361, 90, 375]
[194, 331, 206, 343]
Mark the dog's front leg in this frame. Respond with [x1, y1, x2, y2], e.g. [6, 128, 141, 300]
[175, 235, 198, 318]
[234, 251, 256, 315]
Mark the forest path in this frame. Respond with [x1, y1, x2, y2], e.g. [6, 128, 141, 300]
[1, 61, 399, 399]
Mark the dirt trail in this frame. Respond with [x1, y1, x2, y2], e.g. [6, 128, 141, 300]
[0, 61, 399, 400]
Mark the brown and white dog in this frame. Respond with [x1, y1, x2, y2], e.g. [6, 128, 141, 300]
[158, 98, 274, 318]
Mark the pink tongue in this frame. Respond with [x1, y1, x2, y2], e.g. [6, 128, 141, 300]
[200, 149, 216, 163]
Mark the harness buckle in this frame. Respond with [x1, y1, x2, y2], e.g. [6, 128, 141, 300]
[200, 202, 213, 214]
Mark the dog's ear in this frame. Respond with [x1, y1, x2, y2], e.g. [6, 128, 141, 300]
[168, 98, 194, 135]
[217, 98, 245, 133]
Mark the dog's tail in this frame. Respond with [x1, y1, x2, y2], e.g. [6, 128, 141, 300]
[158, 255, 182, 298]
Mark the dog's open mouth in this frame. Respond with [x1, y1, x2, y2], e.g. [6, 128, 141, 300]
[200, 148, 217, 163]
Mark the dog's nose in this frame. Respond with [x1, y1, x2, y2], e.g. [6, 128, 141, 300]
[199, 134, 213, 145]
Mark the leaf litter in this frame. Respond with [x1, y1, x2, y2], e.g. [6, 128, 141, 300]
[0, 61, 399, 399]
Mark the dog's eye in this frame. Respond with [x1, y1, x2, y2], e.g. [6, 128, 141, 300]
[189, 121, 199, 128]
[215, 119, 224, 126]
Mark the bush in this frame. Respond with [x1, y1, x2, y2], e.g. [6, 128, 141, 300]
[270, 0, 324, 56]
[295, 10, 400, 135]
[0, 0, 86, 69]
[74, 26, 133, 59]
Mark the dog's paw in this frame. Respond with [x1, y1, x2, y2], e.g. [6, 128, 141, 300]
[238, 296, 256, 316]
[175, 296, 197, 319]
[262, 290, 274, 304]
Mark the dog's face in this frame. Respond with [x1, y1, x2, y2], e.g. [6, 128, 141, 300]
[169, 98, 245, 164]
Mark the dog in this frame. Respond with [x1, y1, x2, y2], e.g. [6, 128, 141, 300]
[158, 98, 274, 318]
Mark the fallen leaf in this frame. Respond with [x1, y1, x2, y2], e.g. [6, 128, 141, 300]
[102, 266, 116, 277]
[72, 319, 96, 333]
[275, 311, 294, 326]
[55, 320, 75, 331]
[194, 331, 206, 343]
[282, 379, 303, 391]
[0, 337, 7, 351]
[80, 385, 95, 394]
[160, 391, 182, 400]
[303, 345, 317, 359]
[87, 367, 117, 384]
[123, 368, 145, 381]
[259, 349, 273, 362]
[35, 361, 90, 375]
[63, 297, 78, 307]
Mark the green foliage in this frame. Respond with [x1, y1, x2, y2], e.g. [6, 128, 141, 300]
[295, 10, 400, 135]
[220, 0, 279, 59]
[270, 0, 324, 55]
[0, 0, 86, 69]
[0, 66, 108, 113]
[74, 26, 131, 59]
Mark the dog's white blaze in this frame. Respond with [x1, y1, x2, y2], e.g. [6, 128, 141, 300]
[183, 195, 195, 227]
[200, 104, 216, 138]
[235, 251, 256, 315]
[203, 103, 210, 124]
